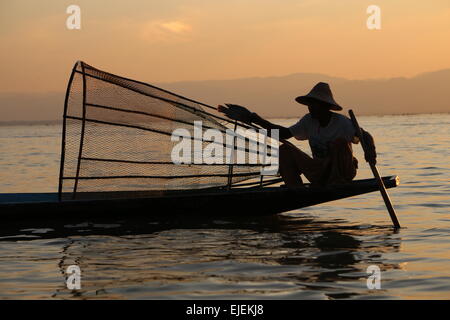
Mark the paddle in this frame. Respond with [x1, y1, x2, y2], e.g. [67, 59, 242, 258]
[348, 110, 401, 229]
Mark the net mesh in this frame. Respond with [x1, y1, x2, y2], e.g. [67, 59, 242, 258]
[59, 61, 269, 200]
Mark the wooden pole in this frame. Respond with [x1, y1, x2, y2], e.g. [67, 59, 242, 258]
[349, 110, 401, 229]
[73, 62, 88, 200]
[58, 62, 78, 201]
[227, 121, 238, 190]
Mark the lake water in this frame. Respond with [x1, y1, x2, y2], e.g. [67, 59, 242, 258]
[0, 114, 449, 299]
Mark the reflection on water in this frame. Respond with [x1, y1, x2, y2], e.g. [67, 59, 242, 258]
[0, 114, 449, 299]
[0, 215, 403, 299]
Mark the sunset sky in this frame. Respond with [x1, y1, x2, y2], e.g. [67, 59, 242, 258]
[1, 0, 449, 93]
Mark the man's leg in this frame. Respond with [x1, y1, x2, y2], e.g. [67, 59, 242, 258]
[279, 143, 323, 187]
[327, 138, 358, 184]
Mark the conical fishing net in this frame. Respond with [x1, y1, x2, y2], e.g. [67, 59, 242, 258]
[59, 61, 271, 200]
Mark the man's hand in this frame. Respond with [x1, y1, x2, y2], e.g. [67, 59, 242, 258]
[362, 129, 377, 165]
[218, 104, 293, 140]
[217, 104, 254, 124]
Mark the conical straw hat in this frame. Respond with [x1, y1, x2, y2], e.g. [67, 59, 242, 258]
[295, 82, 343, 111]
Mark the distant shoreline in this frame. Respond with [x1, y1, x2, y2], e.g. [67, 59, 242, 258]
[269, 111, 450, 121]
[0, 111, 449, 126]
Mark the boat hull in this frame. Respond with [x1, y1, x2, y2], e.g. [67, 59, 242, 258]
[0, 176, 399, 223]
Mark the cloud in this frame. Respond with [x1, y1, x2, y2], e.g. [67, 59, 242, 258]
[160, 21, 192, 34]
[139, 20, 193, 43]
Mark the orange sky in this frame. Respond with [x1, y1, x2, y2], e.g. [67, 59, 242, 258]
[0, 0, 449, 93]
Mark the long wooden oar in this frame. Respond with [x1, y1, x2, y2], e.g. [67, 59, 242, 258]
[349, 110, 401, 229]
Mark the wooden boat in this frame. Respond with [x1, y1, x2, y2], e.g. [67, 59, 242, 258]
[1, 62, 400, 226]
[0, 176, 399, 223]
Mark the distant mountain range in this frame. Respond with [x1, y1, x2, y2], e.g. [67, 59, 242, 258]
[1, 69, 449, 122]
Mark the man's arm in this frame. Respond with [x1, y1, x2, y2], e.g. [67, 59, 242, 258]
[357, 128, 377, 165]
[250, 113, 293, 140]
[217, 104, 293, 140]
